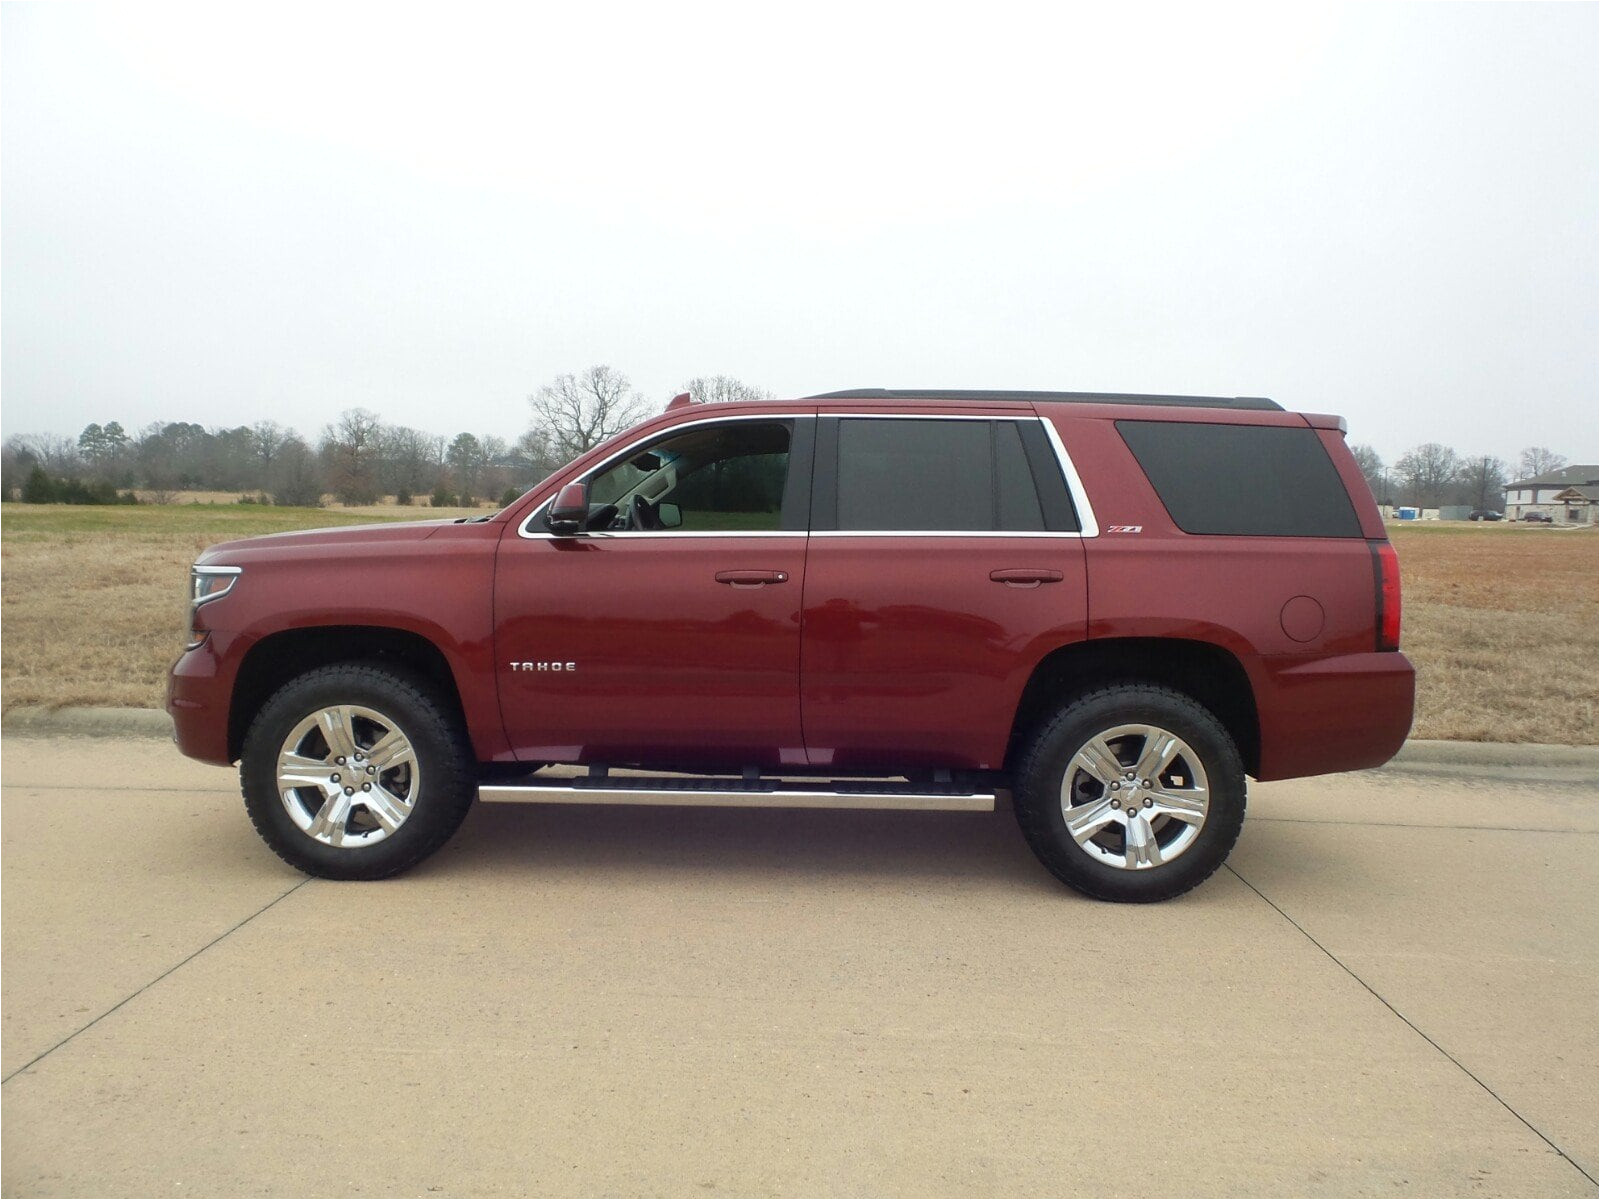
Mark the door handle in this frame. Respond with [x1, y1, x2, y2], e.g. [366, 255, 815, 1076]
[989, 568, 1064, 588]
[715, 569, 789, 588]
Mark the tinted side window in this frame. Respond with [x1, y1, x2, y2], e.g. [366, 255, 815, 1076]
[663, 452, 789, 522]
[838, 419, 990, 531]
[585, 420, 793, 532]
[832, 418, 1058, 532]
[1117, 420, 1362, 537]
[995, 420, 1045, 531]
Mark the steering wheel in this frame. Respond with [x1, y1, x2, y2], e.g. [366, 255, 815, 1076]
[628, 494, 664, 531]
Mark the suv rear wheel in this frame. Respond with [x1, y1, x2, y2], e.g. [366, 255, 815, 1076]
[240, 663, 475, 880]
[1013, 684, 1246, 902]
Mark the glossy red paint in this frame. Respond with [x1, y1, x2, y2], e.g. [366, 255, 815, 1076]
[494, 533, 807, 767]
[168, 629, 250, 763]
[1038, 404, 1414, 781]
[799, 535, 1087, 769]
[169, 393, 1414, 785]
[168, 517, 510, 766]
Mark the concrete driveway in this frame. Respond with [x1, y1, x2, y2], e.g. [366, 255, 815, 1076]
[2, 735, 1595, 1197]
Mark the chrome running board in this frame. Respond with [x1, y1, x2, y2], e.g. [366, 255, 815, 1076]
[478, 776, 997, 812]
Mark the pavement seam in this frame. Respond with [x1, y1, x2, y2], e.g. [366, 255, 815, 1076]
[1225, 864, 1599, 1189]
[0, 878, 311, 1086]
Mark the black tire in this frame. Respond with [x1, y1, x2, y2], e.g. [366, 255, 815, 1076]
[240, 662, 475, 880]
[1012, 683, 1246, 902]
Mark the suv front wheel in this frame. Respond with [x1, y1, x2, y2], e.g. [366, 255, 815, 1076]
[1013, 684, 1247, 902]
[240, 663, 476, 880]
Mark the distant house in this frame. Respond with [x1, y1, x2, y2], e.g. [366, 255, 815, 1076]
[1503, 465, 1598, 524]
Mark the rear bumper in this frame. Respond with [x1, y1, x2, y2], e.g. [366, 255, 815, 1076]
[1254, 651, 1415, 781]
[166, 631, 252, 766]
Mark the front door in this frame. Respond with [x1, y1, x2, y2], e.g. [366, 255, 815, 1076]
[495, 415, 813, 769]
[800, 413, 1088, 771]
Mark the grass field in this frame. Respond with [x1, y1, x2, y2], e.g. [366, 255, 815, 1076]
[2, 505, 1595, 744]
[1385, 522, 1596, 744]
[0, 503, 477, 712]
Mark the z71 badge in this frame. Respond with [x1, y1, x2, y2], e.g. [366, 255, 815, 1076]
[1106, 525, 1143, 534]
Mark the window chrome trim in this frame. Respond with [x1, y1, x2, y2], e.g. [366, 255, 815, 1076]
[808, 530, 1083, 539]
[1038, 416, 1100, 537]
[516, 411, 1100, 540]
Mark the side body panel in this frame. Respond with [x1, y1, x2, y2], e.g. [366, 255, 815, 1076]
[493, 533, 807, 767]
[1044, 406, 1414, 780]
[169, 522, 508, 765]
[799, 535, 1088, 769]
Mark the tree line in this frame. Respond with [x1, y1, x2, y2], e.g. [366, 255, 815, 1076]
[1, 368, 769, 507]
[1, 368, 1569, 512]
[1349, 443, 1570, 510]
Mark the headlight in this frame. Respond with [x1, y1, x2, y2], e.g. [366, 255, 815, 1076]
[187, 565, 241, 648]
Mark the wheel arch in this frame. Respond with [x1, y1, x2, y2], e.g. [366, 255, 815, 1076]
[1008, 637, 1261, 777]
[229, 625, 468, 762]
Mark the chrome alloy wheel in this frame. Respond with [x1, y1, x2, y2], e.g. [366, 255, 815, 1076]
[1059, 723, 1210, 870]
[276, 705, 420, 848]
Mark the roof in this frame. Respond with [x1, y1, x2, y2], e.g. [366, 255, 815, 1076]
[1505, 465, 1599, 489]
[806, 388, 1284, 412]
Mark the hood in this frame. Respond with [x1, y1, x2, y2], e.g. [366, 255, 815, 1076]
[197, 518, 466, 564]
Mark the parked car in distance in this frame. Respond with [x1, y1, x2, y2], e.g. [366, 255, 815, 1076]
[168, 387, 1416, 902]
[1469, 509, 1503, 521]
[1521, 511, 1554, 522]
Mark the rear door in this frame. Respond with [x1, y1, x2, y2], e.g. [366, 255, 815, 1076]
[799, 411, 1090, 771]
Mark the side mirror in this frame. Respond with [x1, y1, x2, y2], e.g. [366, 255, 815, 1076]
[547, 482, 589, 537]
[657, 501, 682, 529]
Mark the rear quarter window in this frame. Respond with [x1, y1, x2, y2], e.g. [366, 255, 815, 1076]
[1116, 420, 1362, 537]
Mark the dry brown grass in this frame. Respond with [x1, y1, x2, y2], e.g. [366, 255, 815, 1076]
[2, 507, 1595, 743]
[1391, 522, 1597, 744]
[0, 504, 439, 711]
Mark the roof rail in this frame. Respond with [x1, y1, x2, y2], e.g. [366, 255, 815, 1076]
[806, 388, 1284, 412]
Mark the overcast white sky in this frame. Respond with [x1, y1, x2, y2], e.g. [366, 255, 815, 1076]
[3, 1, 1596, 464]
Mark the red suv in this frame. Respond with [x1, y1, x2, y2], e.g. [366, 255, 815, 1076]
[169, 389, 1414, 901]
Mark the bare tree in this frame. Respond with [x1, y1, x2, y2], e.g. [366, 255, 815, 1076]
[10, 432, 82, 475]
[248, 421, 291, 488]
[377, 424, 437, 502]
[529, 365, 649, 462]
[678, 375, 773, 404]
[512, 426, 564, 485]
[1394, 443, 1461, 507]
[270, 436, 324, 507]
[446, 432, 485, 504]
[320, 408, 383, 505]
[1349, 443, 1386, 504]
[477, 434, 513, 499]
[1516, 446, 1567, 480]
[1458, 455, 1508, 509]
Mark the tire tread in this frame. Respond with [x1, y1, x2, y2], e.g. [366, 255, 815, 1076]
[1012, 682, 1246, 903]
[239, 661, 475, 880]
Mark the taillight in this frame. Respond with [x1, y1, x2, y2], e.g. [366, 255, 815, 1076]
[1371, 541, 1401, 651]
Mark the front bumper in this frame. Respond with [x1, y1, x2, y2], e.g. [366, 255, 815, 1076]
[166, 631, 253, 765]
